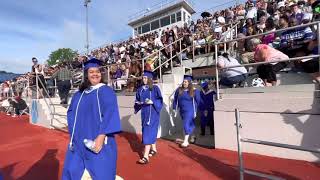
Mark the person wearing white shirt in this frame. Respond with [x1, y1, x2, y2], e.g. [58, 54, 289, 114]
[31, 57, 47, 98]
[246, 3, 257, 19]
[217, 53, 248, 88]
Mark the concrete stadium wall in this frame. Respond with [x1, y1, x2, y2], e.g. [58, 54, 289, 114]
[215, 87, 320, 162]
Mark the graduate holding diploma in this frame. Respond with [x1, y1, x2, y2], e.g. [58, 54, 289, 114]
[134, 70, 163, 165]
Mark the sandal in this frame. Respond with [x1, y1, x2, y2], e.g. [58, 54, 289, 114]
[137, 157, 149, 164]
[149, 150, 157, 157]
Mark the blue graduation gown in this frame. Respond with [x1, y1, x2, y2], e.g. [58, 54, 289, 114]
[199, 89, 216, 128]
[62, 84, 121, 180]
[134, 85, 163, 145]
[172, 88, 201, 135]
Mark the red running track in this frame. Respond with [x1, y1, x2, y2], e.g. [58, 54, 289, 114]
[0, 113, 319, 180]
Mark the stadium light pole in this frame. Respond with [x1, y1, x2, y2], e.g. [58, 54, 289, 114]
[84, 0, 91, 55]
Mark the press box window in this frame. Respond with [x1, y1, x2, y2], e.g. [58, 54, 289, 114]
[151, 20, 160, 30]
[138, 26, 142, 34]
[171, 14, 176, 24]
[160, 16, 170, 27]
[142, 24, 151, 33]
[176, 11, 181, 22]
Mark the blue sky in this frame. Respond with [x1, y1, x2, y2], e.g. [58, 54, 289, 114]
[0, 0, 233, 73]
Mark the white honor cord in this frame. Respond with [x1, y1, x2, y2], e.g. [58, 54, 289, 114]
[147, 90, 152, 125]
[96, 88, 102, 122]
[193, 97, 196, 118]
[69, 91, 85, 149]
[174, 90, 178, 117]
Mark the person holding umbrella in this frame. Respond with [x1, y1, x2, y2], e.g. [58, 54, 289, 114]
[201, 11, 212, 18]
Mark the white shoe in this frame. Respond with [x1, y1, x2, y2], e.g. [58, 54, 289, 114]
[11, 114, 17, 117]
[180, 142, 189, 148]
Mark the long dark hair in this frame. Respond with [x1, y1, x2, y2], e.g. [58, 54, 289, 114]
[147, 78, 153, 91]
[178, 80, 194, 97]
[79, 68, 106, 92]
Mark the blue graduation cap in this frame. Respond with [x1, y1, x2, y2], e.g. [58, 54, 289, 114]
[143, 70, 153, 79]
[201, 81, 208, 88]
[183, 75, 193, 81]
[84, 58, 102, 70]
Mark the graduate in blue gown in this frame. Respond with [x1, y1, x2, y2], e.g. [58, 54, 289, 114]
[172, 75, 201, 148]
[199, 81, 216, 136]
[62, 58, 121, 180]
[134, 70, 163, 164]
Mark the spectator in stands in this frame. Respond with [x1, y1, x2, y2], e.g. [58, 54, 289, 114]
[277, 1, 286, 15]
[261, 17, 276, 45]
[45, 66, 57, 97]
[238, 33, 256, 64]
[115, 63, 129, 90]
[51, 63, 72, 104]
[154, 34, 164, 50]
[225, 8, 234, 24]
[217, 52, 248, 88]
[214, 16, 226, 36]
[280, 17, 314, 57]
[290, 2, 305, 24]
[11, 93, 28, 117]
[246, 2, 258, 20]
[236, 4, 246, 21]
[295, 37, 320, 82]
[242, 18, 256, 36]
[252, 38, 289, 86]
[256, 15, 267, 34]
[2, 81, 10, 99]
[31, 57, 47, 97]
[189, 21, 196, 33]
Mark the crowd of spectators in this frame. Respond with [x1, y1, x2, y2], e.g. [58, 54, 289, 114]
[78, 0, 320, 88]
[230, 0, 320, 86]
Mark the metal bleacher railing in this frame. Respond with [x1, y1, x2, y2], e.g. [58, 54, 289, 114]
[215, 21, 320, 99]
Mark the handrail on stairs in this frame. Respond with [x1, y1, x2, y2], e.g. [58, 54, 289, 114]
[35, 74, 56, 127]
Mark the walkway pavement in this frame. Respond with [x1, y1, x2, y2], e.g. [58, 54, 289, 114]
[0, 113, 319, 180]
